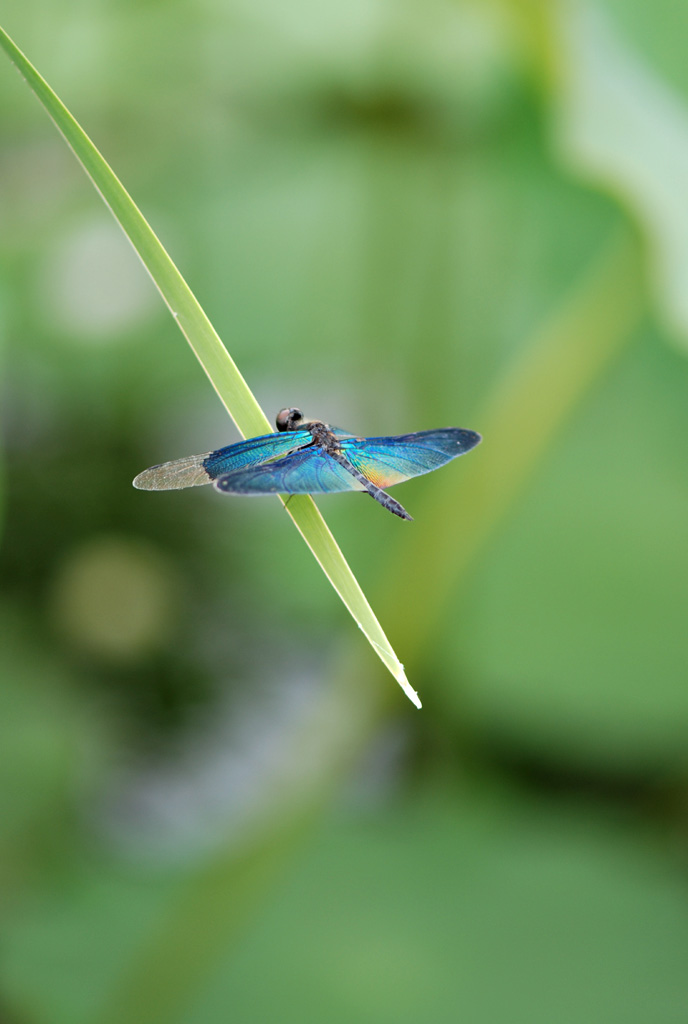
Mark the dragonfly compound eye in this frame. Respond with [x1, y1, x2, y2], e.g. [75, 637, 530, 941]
[276, 408, 302, 431]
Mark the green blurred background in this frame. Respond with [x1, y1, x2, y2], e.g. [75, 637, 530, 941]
[2, 2, 688, 1022]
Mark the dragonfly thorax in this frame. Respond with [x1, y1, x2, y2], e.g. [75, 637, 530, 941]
[306, 420, 341, 454]
[275, 408, 341, 453]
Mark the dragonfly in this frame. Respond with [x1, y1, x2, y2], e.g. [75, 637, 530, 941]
[133, 407, 482, 520]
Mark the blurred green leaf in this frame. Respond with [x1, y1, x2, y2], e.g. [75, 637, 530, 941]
[379, 229, 646, 657]
[0, 605, 110, 893]
[6, 785, 688, 1024]
[457, 322, 688, 768]
[545, 3, 688, 348]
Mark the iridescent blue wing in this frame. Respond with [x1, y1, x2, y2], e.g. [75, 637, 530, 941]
[133, 429, 312, 490]
[215, 448, 365, 495]
[203, 430, 312, 477]
[340, 428, 481, 488]
[214, 427, 481, 496]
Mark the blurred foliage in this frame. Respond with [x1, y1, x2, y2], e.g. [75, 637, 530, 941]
[1, 1, 688, 1022]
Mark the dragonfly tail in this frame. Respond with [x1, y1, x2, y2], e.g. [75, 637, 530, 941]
[366, 488, 413, 520]
[330, 448, 413, 520]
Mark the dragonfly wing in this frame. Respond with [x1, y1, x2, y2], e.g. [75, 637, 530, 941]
[133, 430, 312, 490]
[133, 454, 213, 490]
[215, 448, 363, 495]
[341, 428, 481, 488]
[134, 426, 480, 493]
[203, 430, 312, 478]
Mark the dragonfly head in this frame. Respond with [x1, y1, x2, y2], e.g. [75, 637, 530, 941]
[276, 407, 305, 432]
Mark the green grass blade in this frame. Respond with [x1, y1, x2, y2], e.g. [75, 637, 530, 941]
[0, 25, 419, 708]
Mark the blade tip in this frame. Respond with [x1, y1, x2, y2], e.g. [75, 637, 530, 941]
[398, 672, 422, 708]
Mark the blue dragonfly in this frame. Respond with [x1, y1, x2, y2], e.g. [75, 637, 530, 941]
[133, 407, 481, 520]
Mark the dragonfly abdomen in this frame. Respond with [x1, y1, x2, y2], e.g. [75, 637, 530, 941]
[328, 449, 412, 521]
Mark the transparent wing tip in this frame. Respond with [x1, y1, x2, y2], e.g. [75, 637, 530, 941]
[133, 455, 211, 490]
